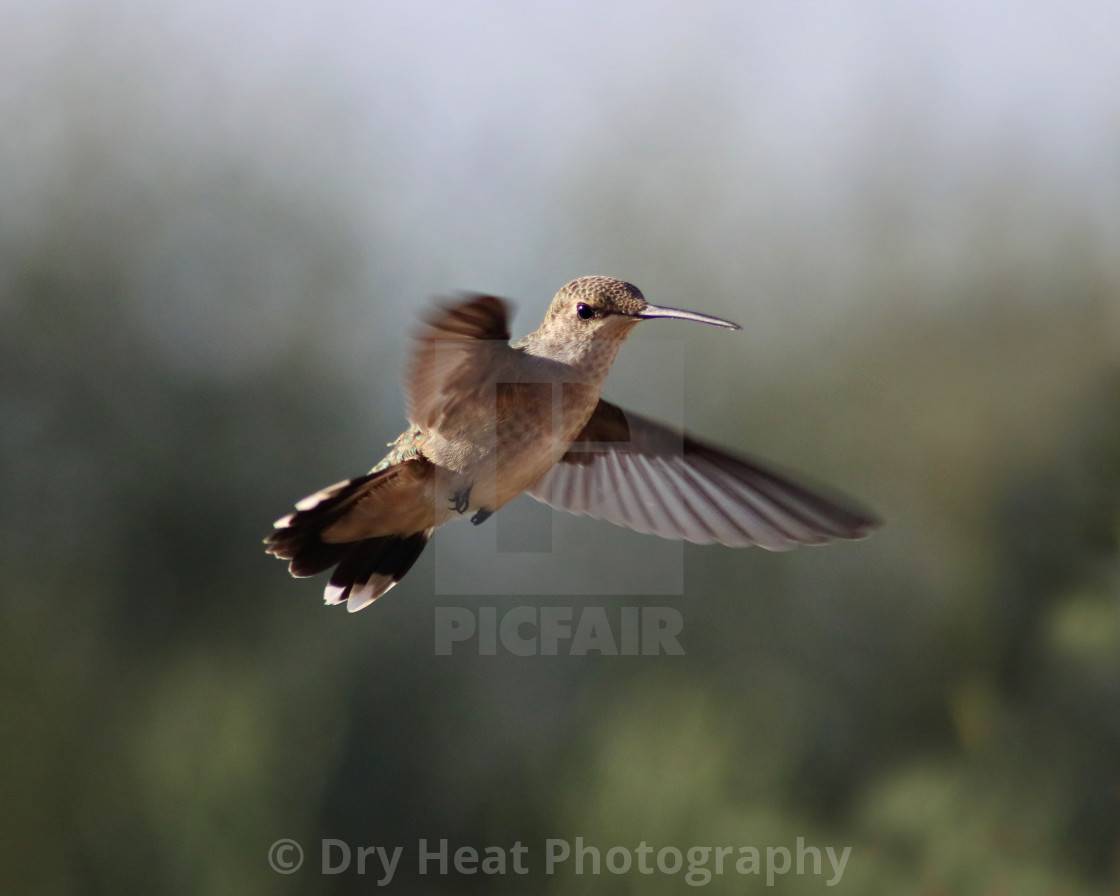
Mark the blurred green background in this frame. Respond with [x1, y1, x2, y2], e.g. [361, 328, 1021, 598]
[2, 1, 1119, 894]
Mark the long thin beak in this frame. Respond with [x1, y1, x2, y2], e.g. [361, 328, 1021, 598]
[634, 303, 741, 330]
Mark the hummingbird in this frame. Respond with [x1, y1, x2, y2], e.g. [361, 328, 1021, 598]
[266, 276, 878, 611]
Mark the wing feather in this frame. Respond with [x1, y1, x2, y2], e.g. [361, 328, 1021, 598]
[526, 400, 878, 549]
[407, 294, 513, 430]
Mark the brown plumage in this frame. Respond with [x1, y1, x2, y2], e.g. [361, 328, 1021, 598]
[266, 276, 879, 611]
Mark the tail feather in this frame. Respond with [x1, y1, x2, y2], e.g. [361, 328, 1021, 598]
[265, 472, 431, 610]
[323, 530, 433, 612]
[266, 474, 380, 574]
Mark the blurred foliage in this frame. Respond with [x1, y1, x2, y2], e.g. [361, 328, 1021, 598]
[2, 5, 1120, 896]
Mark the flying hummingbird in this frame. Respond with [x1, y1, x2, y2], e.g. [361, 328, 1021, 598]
[266, 276, 878, 611]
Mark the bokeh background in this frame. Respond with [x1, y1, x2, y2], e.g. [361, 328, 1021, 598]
[3, 0, 1119, 893]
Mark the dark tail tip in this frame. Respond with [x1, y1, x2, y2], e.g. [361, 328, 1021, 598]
[323, 531, 432, 612]
[264, 474, 379, 576]
[265, 473, 431, 610]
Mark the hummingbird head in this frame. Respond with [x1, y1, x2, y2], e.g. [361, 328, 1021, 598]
[546, 276, 740, 335]
[530, 276, 740, 370]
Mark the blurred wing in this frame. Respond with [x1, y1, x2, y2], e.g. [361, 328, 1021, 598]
[526, 400, 879, 550]
[407, 294, 514, 430]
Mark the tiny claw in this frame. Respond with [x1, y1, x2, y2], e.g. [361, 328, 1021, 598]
[449, 485, 472, 514]
[470, 509, 492, 526]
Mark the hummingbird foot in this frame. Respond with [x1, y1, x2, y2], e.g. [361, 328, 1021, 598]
[449, 485, 472, 514]
[470, 508, 493, 526]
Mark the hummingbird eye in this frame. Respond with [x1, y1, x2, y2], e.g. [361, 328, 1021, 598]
[576, 303, 595, 321]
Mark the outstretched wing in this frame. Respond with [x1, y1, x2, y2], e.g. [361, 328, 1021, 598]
[526, 400, 879, 550]
[407, 294, 514, 431]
